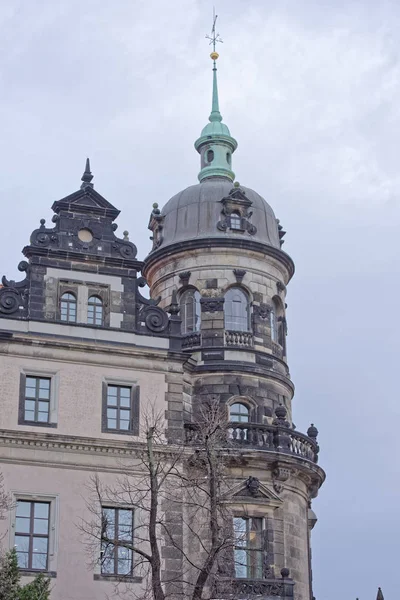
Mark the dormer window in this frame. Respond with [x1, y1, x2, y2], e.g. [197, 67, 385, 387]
[60, 292, 76, 323]
[87, 295, 103, 326]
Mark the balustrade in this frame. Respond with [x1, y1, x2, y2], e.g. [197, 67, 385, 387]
[225, 330, 254, 347]
[185, 421, 319, 464]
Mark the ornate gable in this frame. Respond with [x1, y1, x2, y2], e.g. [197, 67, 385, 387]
[225, 477, 283, 508]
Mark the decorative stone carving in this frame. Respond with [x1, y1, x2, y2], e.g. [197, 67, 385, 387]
[233, 269, 246, 283]
[148, 202, 164, 250]
[141, 306, 169, 333]
[277, 219, 286, 247]
[253, 303, 272, 319]
[178, 271, 191, 286]
[200, 297, 224, 312]
[272, 463, 291, 493]
[0, 261, 30, 316]
[276, 281, 286, 293]
[246, 476, 261, 497]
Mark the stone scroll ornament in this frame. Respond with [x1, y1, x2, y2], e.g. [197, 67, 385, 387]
[0, 261, 30, 315]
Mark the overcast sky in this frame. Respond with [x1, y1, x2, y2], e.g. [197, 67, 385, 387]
[1, 1, 399, 598]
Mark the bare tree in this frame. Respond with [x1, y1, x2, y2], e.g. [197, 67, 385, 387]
[80, 400, 234, 600]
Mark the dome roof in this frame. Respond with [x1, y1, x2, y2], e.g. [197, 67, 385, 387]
[158, 178, 281, 250]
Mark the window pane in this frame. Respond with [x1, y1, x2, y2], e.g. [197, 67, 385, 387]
[107, 408, 117, 419]
[234, 549, 247, 578]
[33, 537, 48, 554]
[34, 519, 48, 534]
[16, 552, 29, 569]
[39, 379, 50, 390]
[120, 387, 130, 398]
[32, 553, 47, 570]
[38, 388, 50, 399]
[25, 386, 36, 398]
[24, 410, 35, 421]
[38, 412, 49, 423]
[16, 517, 30, 533]
[34, 503, 49, 518]
[107, 419, 117, 429]
[119, 420, 130, 430]
[25, 400, 35, 411]
[38, 401, 49, 412]
[16, 502, 31, 518]
[14, 535, 30, 553]
[120, 396, 130, 408]
[101, 555, 115, 574]
[120, 409, 130, 421]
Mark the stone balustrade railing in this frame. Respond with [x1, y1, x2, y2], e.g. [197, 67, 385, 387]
[182, 332, 201, 349]
[225, 330, 254, 347]
[213, 576, 294, 598]
[185, 418, 319, 464]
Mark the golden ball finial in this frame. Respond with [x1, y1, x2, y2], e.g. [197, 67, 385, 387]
[210, 51, 219, 61]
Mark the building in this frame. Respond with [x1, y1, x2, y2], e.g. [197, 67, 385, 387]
[0, 45, 325, 600]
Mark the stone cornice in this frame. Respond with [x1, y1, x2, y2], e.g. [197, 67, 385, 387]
[0, 330, 186, 371]
[143, 238, 295, 282]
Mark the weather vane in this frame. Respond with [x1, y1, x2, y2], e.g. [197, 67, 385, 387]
[205, 8, 223, 59]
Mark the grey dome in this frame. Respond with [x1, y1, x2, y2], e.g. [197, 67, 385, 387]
[160, 179, 280, 249]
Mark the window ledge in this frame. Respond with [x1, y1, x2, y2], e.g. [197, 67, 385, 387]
[20, 570, 57, 578]
[18, 420, 57, 428]
[94, 574, 142, 583]
[101, 428, 138, 436]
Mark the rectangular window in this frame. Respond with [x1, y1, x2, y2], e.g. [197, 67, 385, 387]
[14, 500, 50, 571]
[101, 507, 134, 576]
[106, 386, 132, 430]
[102, 383, 140, 435]
[23, 377, 51, 423]
[233, 517, 263, 579]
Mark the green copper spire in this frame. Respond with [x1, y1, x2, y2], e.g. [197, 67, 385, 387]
[195, 13, 237, 182]
[209, 59, 222, 122]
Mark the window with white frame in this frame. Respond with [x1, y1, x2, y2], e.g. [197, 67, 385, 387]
[180, 289, 201, 335]
[101, 507, 134, 576]
[224, 288, 250, 332]
[233, 517, 263, 579]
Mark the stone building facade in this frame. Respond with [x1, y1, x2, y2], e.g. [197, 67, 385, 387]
[0, 55, 325, 600]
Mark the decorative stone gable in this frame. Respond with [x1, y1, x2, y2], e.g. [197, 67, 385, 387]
[0, 163, 180, 347]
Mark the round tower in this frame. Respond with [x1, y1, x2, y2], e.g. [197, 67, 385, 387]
[144, 46, 324, 600]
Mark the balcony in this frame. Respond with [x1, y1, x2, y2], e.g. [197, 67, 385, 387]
[225, 330, 254, 348]
[184, 408, 319, 464]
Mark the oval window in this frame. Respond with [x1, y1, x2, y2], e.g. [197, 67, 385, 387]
[207, 149, 214, 163]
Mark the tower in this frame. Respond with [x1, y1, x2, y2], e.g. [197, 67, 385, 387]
[144, 27, 325, 600]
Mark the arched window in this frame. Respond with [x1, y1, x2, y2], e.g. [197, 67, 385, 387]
[88, 295, 103, 326]
[60, 292, 76, 323]
[207, 149, 214, 163]
[229, 402, 249, 423]
[224, 288, 249, 332]
[180, 289, 201, 334]
[270, 308, 277, 342]
[230, 212, 241, 230]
